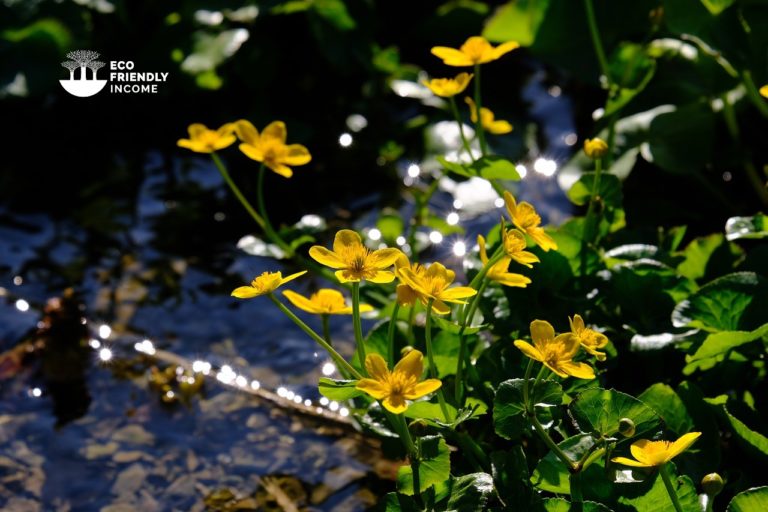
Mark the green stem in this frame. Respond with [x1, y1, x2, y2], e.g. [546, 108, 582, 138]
[387, 302, 400, 368]
[257, 165, 293, 257]
[473, 63, 489, 156]
[583, 0, 612, 88]
[742, 70, 768, 120]
[522, 360, 534, 410]
[570, 472, 584, 511]
[467, 247, 505, 291]
[321, 314, 332, 346]
[352, 282, 367, 373]
[210, 153, 265, 229]
[455, 279, 488, 405]
[393, 414, 421, 501]
[449, 96, 476, 163]
[425, 298, 453, 422]
[659, 463, 685, 512]
[406, 305, 416, 344]
[268, 294, 362, 379]
[584, 157, 603, 242]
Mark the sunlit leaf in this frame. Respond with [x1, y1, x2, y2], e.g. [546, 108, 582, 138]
[318, 378, 362, 400]
[727, 486, 768, 512]
[397, 435, 450, 495]
[494, 378, 562, 440]
[483, 0, 551, 46]
[568, 388, 661, 439]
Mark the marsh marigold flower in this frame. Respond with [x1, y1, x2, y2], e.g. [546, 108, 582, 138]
[431, 36, 519, 67]
[504, 191, 558, 252]
[397, 262, 476, 314]
[282, 288, 372, 315]
[465, 97, 513, 135]
[611, 432, 702, 468]
[177, 123, 236, 153]
[235, 120, 311, 178]
[309, 230, 401, 283]
[584, 138, 608, 159]
[569, 314, 609, 361]
[502, 228, 540, 267]
[514, 320, 595, 379]
[478, 235, 530, 288]
[422, 72, 473, 97]
[355, 350, 442, 414]
[394, 254, 424, 307]
[231, 270, 307, 299]
[760, 85, 768, 98]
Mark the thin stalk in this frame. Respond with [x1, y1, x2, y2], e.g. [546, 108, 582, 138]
[742, 70, 768, 120]
[449, 96, 476, 164]
[352, 282, 366, 372]
[473, 64, 489, 156]
[321, 314, 332, 347]
[406, 305, 416, 344]
[210, 153, 265, 229]
[268, 294, 362, 379]
[659, 463, 685, 512]
[570, 472, 584, 511]
[584, 157, 604, 242]
[387, 303, 401, 368]
[467, 246, 505, 291]
[257, 165, 293, 257]
[395, 414, 421, 502]
[455, 279, 488, 405]
[583, 0, 612, 88]
[425, 298, 453, 422]
[522, 360, 534, 409]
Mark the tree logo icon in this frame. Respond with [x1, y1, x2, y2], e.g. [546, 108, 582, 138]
[60, 50, 107, 97]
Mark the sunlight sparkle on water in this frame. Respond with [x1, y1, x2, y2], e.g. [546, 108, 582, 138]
[446, 212, 459, 225]
[98, 324, 112, 339]
[396, 236, 406, 246]
[13, 276, 23, 285]
[407, 164, 420, 177]
[533, 158, 557, 177]
[321, 362, 336, 376]
[516, 164, 528, 178]
[30, 387, 42, 398]
[368, 229, 381, 241]
[429, 231, 443, 244]
[452, 241, 467, 257]
[494, 198, 505, 208]
[89, 339, 101, 349]
[338, 133, 353, 147]
[15, 299, 29, 312]
[98, 348, 113, 362]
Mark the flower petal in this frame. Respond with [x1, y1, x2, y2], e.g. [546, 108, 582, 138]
[430, 46, 474, 67]
[559, 361, 595, 380]
[382, 394, 408, 414]
[279, 270, 308, 286]
[239, 143, 264, 162]
[529, 227, 558, 251]
[405, 379, 442, 400]
[365, 353, 390, 381]
[231, 286, 262, 299]
[611, 456, 652, 468]
[356, 378, 388, 400]
[510, 251, 539, 268]
[503, 191, 518, 217]
[494, 272, 531, 288]
[555, 333, 580, 358]
[188, 123, 207, 138]
[267, 162, 293, 178]
[282, 144, 312, 165]
[309, 246, 346, 269]
[514, 340, 543, 362]
[335, 270, 360, 283]
[630, 440, 657, 465]
[177, 139, 206, 152]
[394, 349, 424, 380]
[261, 121, 287, 143]
[530, 319, 555, 345]
[430, 299, 452, 315]
[492, 41, 520, 60]
[367, 270, 396, 284]
[440, 286, 477, 301]
[281, 290, 320, 314]
[212, 134, 237, 150]
[234, 119, 259, 144]
[667, 432, 702, 461]
[368, 248, 402, 269]
[570, 314, 584, 333]
[333, 229, 362, 254]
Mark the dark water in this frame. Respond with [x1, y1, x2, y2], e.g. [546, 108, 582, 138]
[0, 64, 575, 511]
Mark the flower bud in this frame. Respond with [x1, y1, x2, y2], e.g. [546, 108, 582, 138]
[618, 417, 636, 437]
[584, 138, 609, 159]
[701, 473, 724, 496]
[401, 346, 415, 357]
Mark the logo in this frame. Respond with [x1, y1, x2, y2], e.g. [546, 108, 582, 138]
[60, 49, 169, 98]
[60, 50, 107, 97]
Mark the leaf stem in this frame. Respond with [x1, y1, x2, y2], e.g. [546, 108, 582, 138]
[455, 279, 488, 405]
[425, 298, 452, 422]
[210, 153, 265, 230]
[387, 302, 401, 368]
[660, 463, 685, 512]
[583, 0, 612, 89]
[449, 96, 476, 164]
[352, 282, 367, 373]
[473, 63, 489, 156]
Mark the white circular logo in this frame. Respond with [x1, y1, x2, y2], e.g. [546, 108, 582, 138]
[60, 50, 107, 98]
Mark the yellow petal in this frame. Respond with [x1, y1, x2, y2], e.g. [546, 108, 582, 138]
[440, 286, 477, 301]
[395, 253, 410, 269]
[308, 246, 346, 269]
[397, 268, 427, 294]
[334, 269, 360, 283]
[282, 290, 320, 314]
[396, 284, 418, 306]
[405, 379, 442, 400]
[267, 162, 293, 178]
[555, 333, 580, 358]
[477, 234, 488, 264]
[487, 119, 513, 135]
[282, 144, 312, 165]
[761, 85, 768, 98]
[333, 229, 362, 253]
[465, 96, 479, 123]
[611, 456, 652, 468]
[430, 299, 452, 315]
[530, 320, 555, 345]
[357, 303, 375, 313]
[394, 349, 424, 380]
[542, 360, 570, 378]
[239, 143, 264, 162]
[216, 122, 235, 136]
[570, 314, 584, 333]
[369, 248, 402, 268]
[492, 41, 520, 60]
[559, 361, 595, 380]
[630, 440, 657, 465]
[188, 123, 207, 138]
[668, 432, 702, 461]
[529, 228, 558, 251]
[212, 134, 236, 150]
[279, 270, 307, 286]
[382, 394, 408, 414]
[510, 252, 539, 268]
[234, 119, 259, 144]
[494, 272, 531, 288]
[504, 191, 518, 217]
[177, 139, 208, 153]
[356, 378, 388, 400]
[367, 270, 396, 284]
[430, 46, 474, 67]
[514, 340, 543, 362]
[231, 286, 262, 299]
[261, 121, 287, 143]
[365, 353, 390, 381]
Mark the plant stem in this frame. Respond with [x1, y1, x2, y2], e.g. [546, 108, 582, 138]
[321, 314, 332, 346]
[455, 279, 488, 405]
[210, 153, 265, 229]
[522, 360, 534, 408]
[449, 96, 476, 164]
[394, 414, 421, 501]
[351, 282, 366, 373]
[268, 294, 362, 379]
[659, 463, 685, 512]
[742, 70, 768, 120]
[425, 298, 452, 422]
[387, 302, 400, 368]
[583, 0, 612, 89]
[570, 472, 584, 511]
[257, 165, 293, 257]
[473, 63, 489, 156]
[584, 157, 603, 242]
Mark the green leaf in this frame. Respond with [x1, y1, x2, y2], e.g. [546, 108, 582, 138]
[726, 213, 768, 241]
[494, 379, 563, 440]
[288, 234, 315, 251]
[432, 316, 483, 335]
[491, 447, 536, 506]
[566, 173, 623, 209]
[719, 405, 768, 460]
[685, 322, 768, 370]
[605, 43, 657, 116]
[405, 397, 487, 425]
[531, 434, 597, 494]
[700, 0, 734, 15]
[352, 322, 389, 368]
[382, 492, 420, 512]
[436, 156, 474, 178]
[2, 18, 71, 50]
[377, 211, 404, 242]
[672, 272, 768, 331]
[638, 383, 694, 435]
[568, 388, 661, 439]
[542, 498, 614, 512]
[318, 378, 362, 400]
[727, 486, 768, 512]
[617, 467, 699, 512]
[397, 436, 451, 495]
[445, 473, 494, 511]
[483, 0, 551, 46]
[425, 214, 464, 235]
[472, 156, 521, 181]
[313, 0, 356, 30]
[647, 104, 715, 175]
[676, 234, 728, 281]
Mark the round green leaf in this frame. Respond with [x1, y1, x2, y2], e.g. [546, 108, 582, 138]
[728, 486, 768, 512]
[494, 378, 563, 440]
[568, 388, 661, 439]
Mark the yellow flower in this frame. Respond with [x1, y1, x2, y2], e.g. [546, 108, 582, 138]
[355, 350, 442, 414]
[465, 97, 513, 135]
[394, 254, 424, 307]
[514, 320, 595, 379]
[478, 235, 530, 288]
[431, 36, 519, 67]
[235, 120, 311, 178]
[422, 72, 473, 97]
[502, 228, 540, 267]
[612, 432, 702, 468]
[760, 85, 768, 98]
[504, 191, 558, 252]
[231, 270, 307, 299]
[584, 138, 608, 159]
[397, 262, 477, 314]
[569, 314, 609, 361]
[308, 230, 402, 283]
[177, 123, 236, 153]
[282, 289, 373, 315]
